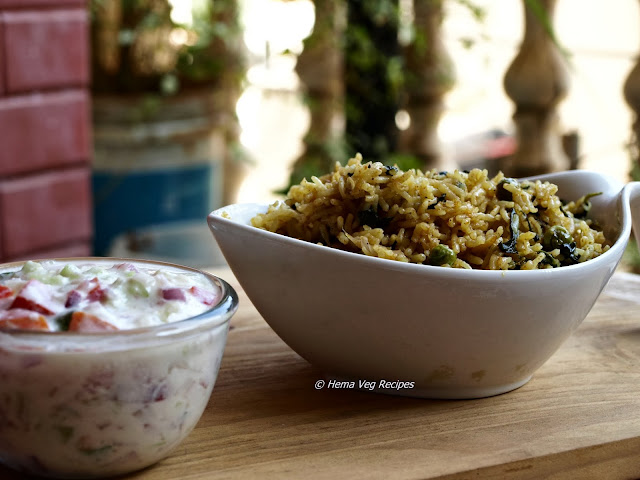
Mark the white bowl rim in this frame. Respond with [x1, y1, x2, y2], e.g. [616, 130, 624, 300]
[208, 169, 632, 280]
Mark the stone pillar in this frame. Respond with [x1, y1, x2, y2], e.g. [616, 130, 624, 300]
[502, 0, 570, 177]
[207, 0, 247, 205]
[289, 0, 344, 185]
[624, 9, 640, 180]
[399, 0, 455, 170]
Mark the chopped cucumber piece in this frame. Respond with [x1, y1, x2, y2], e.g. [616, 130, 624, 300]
[126, 279, 149, 298]
[60, 264, 81, 279]
[21, 261, 46, 279]
[47, 274, 66, 286]
[21, 261, 42, 273]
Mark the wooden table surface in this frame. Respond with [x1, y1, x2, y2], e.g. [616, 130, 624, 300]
[4, 267, 640, 479]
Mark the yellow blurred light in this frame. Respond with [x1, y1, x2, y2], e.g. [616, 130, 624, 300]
[169, 28, 190, 46]
[395, 110, 411, 131]
[168, 0, 193, 25]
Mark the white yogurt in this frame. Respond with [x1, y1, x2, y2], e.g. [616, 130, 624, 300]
[0, 260, 221, 331]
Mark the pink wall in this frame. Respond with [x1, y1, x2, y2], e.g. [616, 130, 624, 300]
[0, 0, 92, 261]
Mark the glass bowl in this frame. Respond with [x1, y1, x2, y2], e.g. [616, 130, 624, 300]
[0, 257, 238, 478]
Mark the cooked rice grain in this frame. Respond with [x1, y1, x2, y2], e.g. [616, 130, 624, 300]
[251, 154, 610, 270]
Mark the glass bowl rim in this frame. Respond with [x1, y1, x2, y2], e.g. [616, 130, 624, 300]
[0, 257, 238, 352]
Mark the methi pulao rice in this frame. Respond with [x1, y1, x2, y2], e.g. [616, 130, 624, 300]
[251, 154, 610, 270]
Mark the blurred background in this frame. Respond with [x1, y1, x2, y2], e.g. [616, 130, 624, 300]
[0, 0, 639, 268]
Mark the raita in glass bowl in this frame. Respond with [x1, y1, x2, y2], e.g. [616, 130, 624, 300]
[0, 257, 238, 478]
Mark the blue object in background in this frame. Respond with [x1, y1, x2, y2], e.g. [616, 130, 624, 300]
[92, 163, 215, 256]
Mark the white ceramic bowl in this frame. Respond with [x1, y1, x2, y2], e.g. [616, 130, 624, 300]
[208, 170, 640, 399]
[0, 258, 238, 478]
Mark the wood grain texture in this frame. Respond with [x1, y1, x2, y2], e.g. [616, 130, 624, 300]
[2, 269, 640, 479]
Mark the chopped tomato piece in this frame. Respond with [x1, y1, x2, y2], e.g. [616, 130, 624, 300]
[68, 311, 118, 332]
[0, 285, 13, 299]
[86, 278, 107, 303]
[189, 286, 219, 306]
[0, 309, 49, 331]
[88, 286, 106, 303]
[10, 279, 62, 315]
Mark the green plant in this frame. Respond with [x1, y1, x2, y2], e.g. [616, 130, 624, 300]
[90, 0, 244, 97]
